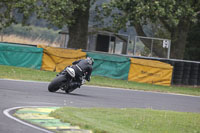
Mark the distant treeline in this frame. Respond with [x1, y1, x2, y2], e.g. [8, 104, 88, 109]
[3, 24, 61, 43]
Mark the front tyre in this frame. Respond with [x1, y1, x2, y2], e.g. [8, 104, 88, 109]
[48, 75, 67, 92]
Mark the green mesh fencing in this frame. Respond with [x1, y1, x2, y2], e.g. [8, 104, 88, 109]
[87, 52, 130, 80]
[0, 42, 43, 69]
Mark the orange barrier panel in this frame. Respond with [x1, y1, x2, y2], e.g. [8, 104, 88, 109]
[38, 45, 86, 72]
[128, 58, 173, 86]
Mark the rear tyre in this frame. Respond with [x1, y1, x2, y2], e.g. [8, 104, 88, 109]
[65, 90, 70, 94]
[48, 75, 67, 92]
[65, 82, 81, 94]
[65, 88, 75, 94]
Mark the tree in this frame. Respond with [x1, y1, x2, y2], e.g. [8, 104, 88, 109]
[100, 0, 200, 59]
[0, 0, 37, 30]
[184, 14, 200, 61]
[1, 0, 93, 50]
[38, 0, 93, 49]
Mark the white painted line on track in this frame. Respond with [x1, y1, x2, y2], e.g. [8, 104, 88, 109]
[19, 101, 60, 105]
[3, 106, 55, 133]
[1, 78, 200, 98]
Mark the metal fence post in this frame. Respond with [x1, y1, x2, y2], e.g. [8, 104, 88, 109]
[133, 36, 137, 55]
[1, 30, 3, 42]
[150, 39, 154, 57]
[167, 40, 171, 59]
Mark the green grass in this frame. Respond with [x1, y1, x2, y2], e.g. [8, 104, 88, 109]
[50, 107, 200, 133]
[89, 76, 200, 96]
[0, 65, 200, 96]
[1, 65, 200, 132]
[0, 65, 57, 82]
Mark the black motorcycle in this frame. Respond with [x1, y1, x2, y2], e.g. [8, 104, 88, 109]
[48, 66, 86, 93]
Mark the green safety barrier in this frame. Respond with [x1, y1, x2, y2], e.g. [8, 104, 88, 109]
[87, 52, 130, 80]
[0, 42, 43, 69]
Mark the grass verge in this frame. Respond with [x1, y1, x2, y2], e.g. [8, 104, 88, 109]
[0, 65, 199, 96]
[1, 65, 200, 132]
[50, 107, 200, 133]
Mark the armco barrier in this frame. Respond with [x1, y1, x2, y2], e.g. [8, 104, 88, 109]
[0, 42, 43, 69]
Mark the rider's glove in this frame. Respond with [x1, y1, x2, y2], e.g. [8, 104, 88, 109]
[86, 77, 90, 82]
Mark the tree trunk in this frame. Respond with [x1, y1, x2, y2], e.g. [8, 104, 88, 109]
[170, 20, 190, 59]
[67, 1, 90, 49]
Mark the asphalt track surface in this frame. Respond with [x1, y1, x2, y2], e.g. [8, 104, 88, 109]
[1, 79, 200, 133]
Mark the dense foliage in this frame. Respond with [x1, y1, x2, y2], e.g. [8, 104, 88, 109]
[1, 0, 200, 60]
[4, 24, 60, 43]
[99, 0, 200, 59]
[0, 0, 94, 49]
[184, 15, 200, 61]
[0, 0, 36, 29]
[37, 0, 93, 49]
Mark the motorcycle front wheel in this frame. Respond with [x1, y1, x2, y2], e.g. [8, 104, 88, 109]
[48, 75, 67, 92]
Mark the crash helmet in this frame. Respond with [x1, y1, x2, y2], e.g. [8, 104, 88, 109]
[86, 57, 94, 65]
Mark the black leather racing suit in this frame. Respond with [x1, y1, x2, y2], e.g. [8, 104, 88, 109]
[71, 59, 93, 81]
[67, 59, 93, 92]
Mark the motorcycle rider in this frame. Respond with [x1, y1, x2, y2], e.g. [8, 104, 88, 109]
[66, 57, 94, 93]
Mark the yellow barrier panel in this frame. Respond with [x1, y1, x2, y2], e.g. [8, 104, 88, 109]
[128, 58, 173, 86]
[38, 45, 86, 72]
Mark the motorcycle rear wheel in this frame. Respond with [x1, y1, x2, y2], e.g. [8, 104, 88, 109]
[48, 75, 67, 92]
[65, 88, 75, 94]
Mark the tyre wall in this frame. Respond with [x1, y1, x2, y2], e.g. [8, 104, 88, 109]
[171, 61, 200, 86]
[2, 42, 198, 86]
[131, 56, 200, 86]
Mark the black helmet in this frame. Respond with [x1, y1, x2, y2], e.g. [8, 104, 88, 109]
[87, 57, 94, 65]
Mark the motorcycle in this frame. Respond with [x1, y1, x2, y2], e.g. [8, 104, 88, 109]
[48, 66, 86, 93]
